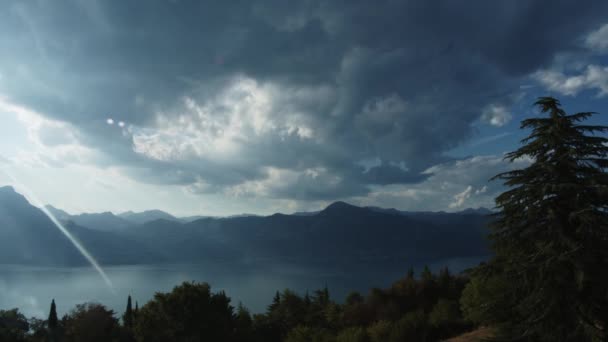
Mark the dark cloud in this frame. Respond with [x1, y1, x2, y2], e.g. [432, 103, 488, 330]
[1, 0, 607, 200]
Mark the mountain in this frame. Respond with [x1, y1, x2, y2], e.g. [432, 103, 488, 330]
[365, 205, 493, 216]
[179, 215, 211, 223]
[67, 212, 133, 232]
[45, 205, 72, 221]
[45, 206, 134, 232]
[291, 210, 320, 216]
[1, 187, 492, 268]
[0, 187, 83, 265]
[0, 187, 163, 265]
[124, 201, 491, 267]
[458, 207, 494, 215]
[118, 210, 180, 225]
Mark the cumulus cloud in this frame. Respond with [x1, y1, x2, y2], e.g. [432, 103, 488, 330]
[480, 104, 512, 127]
[534, 65, 608, 97]
[0, 1, 606, 201]
[359, 155, 532, 211]
[586, 23, 608, 52]
[532, 21, 608, 97]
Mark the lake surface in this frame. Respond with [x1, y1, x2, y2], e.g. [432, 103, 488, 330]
[0, 257, 485, 318]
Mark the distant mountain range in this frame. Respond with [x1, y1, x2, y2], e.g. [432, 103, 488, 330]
[0, 186, 492, 268]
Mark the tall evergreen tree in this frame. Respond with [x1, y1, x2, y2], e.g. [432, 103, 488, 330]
[123, 295, 133, 328]
[483, 97, 608, 341]
[268, 291, 281, 312]
[47, 299, 58, 342]
[48, 299, 58, 330]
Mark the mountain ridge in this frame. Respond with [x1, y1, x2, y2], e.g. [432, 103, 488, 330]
[0, 186, 492, 268]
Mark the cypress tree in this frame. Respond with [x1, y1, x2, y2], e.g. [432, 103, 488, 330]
[48, 299, 58, 330]
[123, 295, 133, 328]
[484, 97, 608, 341]
[48, 299, 58, 342]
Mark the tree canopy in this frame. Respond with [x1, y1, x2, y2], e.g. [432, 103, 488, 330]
[476, 97, 608, 341]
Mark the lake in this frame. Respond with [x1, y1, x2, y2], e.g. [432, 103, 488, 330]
[0, 257, 485, 318]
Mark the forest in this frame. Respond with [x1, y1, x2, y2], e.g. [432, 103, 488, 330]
[0, 266, 480, 342]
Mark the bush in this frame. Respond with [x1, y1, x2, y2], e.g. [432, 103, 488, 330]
[336, 326, 368, 342]
[285, 325, 335, 342]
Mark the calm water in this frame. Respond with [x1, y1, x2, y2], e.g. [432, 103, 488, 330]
[0, 257, 485, 318]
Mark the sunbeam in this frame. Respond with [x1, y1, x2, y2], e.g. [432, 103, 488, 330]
[0, 167, 115, 293]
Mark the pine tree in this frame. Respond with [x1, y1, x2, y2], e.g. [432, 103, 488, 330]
[123, 295, 133, 328]
[268, 291, 281, 312]
[134, 301, 139, 319]
[484, 97, 608, 341]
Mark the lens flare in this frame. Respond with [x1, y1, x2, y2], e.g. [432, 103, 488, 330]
[1, 169, 115, 293]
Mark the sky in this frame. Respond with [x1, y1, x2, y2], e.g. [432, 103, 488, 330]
[0, 0, 608, 217]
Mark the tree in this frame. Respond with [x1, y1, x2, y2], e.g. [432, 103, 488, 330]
[48, 299, 59, 342]
[133, 301, 139, 320]
[48, 299, 58, 330]
[133, 282, 236, 342]
[62, 303, 120, 342]
[28, 318, 49, 342]
[284, 325, 334, 342]
[366, 320, 393, 342]
[460, 274, 509, 325]
[235, 302, 254, 342]
[389, 310, 428, 342]
[268, 291, 281, 313]
[122, 295, 133, 328]
[482, 97, 608, 341]
[336, 326, 368, 342]
[0, 309, 29, 342]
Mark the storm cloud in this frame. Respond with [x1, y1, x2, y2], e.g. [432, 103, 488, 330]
[1, 0, 607, 201]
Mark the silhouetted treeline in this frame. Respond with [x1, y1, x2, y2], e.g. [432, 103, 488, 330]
[0, 266, 479, 342]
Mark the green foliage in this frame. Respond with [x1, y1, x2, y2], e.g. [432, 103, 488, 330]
[46, 299, 60, 342]
[345, 291, 364, 306]
[27, 318, 48, 342]
[429, 299, 460, 327]
[285, 325, 335, 342]
[336, 326, 368, 342]
[48, 299, 58, 330]
[483, 97, 608, 341]
[366, 320, 393, 342]
[0, 308, 29, 342]
[235, 302, 254, 342]
[390, 311, 428, 341]
[122, 295, 133, 328]
[460, 274, 510, 325]
[62, 303, 120, 342]
[133, 281, 236, 342]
